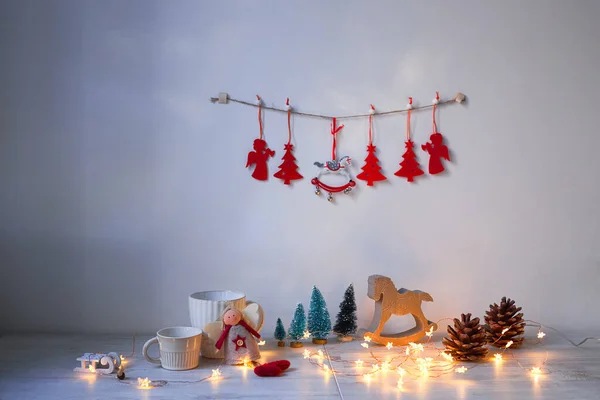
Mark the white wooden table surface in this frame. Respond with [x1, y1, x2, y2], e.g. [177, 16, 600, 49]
[1, 332, 599, 399]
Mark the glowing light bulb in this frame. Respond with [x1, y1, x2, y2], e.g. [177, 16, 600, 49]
[355, 360, 364, 367]
[502, 328, 509, 335]
[303, 330, 310, 339]
[323, 365, 330, 373]
[455, 366, 467, 374]
[243, 357, 252, 368]
[371, 364, 380, 373]
[416, 357, 429, 375]
[138, 377, 151, 388]
[396, 367, 406, 377]
[426, 326, 434, 337]
[406, 346, 410, 355]
[364, 374, 372, 383]
[364, 336, 372, 342]
[258, 340, 266, 346]
[211, 368, 222, 379]
[441, 352, 454, 362]
[494, 353, 503, 362]
[381, 361, 391, 372]
[88, 363, 96, 373]
[303, 349, 311, 359]
[531, 367, 542, 375]
[397, 377, 404, 389]
[537, 331, 546, 339]
[386, 342, 393, 350]
[317, 350, 324, 359]
[409, 342, 424, 353]
[361, 343, 369, 349]
[505, 340, 513, 349]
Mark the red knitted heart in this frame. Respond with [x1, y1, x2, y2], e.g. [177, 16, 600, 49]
[254, 363, 282, 377]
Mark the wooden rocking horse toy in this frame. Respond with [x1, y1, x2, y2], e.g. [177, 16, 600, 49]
[359, 275, 437, 346]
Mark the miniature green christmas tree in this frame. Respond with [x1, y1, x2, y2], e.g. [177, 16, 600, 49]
[308, 286, 332, 344]
[274, 317, 286, 347]
[333, 283, 358, 341]
[288, 303, 306, 348]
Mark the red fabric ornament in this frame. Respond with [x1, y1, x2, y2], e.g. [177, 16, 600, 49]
[395, 140, 424, 182]
[422, 92, 451, 174]
[253, 360, 291, 377]
[246, 95, 275, 181]
[356, 105, 387, 186]
[395, 98, 424, 182]
[422, 133, 450, 174]
[273, 98, 303, 184]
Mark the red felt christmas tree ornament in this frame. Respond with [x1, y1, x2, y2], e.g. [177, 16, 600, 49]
[422, 92, 451, 175]
[395, 97, 424, 182]
[356, 104, 387, 186]
[246, 95, 275, 181]
[273, 98, 303, 185]
[312, 118, 356, 202]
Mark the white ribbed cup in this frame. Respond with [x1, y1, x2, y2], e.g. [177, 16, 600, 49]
[189, 290, 247, 330]
[142, 327, 202, 370]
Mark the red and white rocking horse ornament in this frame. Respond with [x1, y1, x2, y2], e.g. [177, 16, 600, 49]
[311, 117, 356, 202]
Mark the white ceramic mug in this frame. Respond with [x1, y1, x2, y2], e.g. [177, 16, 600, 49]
[142, 327, 202, 370]
[189, 290, 264, 359]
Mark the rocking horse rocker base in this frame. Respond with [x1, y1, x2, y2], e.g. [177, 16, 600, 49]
[359, 275, 438, 347]
[312, 156, 355, 202]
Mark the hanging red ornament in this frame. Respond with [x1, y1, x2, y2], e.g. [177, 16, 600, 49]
[356, 105, 387, 186]
[273, 98, 303, 185]
[311, 118, 356, 202]
[395, 97, 424, 182]
[246, 95, 275, 181]
[422, 92, 451, 175]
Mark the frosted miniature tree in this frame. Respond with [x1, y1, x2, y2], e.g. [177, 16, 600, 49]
[308, 286, 332, 344]
[274, 318, 286, 347]
[333, 284, 358, 339]
[288, 303, 307, 348]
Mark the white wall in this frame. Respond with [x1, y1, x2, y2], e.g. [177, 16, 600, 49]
[1, 0, 599, 335]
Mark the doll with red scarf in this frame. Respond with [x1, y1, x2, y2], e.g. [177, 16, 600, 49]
[215, 306, 262, 365]
[213, 305, 292, 376]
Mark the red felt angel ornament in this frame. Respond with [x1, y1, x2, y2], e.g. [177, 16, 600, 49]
[246, 95, 275, 180]
[422, 92, 451, 175]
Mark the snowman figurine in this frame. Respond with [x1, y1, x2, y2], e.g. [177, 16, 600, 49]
[215, 306, 262, 365]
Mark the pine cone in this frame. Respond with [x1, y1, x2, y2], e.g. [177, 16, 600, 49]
[484, 297, 525, 348]
[442, 313, 489, 361]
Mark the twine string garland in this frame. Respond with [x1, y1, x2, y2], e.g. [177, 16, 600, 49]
[210, 93, 465, 120]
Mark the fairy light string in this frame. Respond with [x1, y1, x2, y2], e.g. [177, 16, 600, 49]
[302, 317, 598, 391]
[77, 318, 596, 393]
